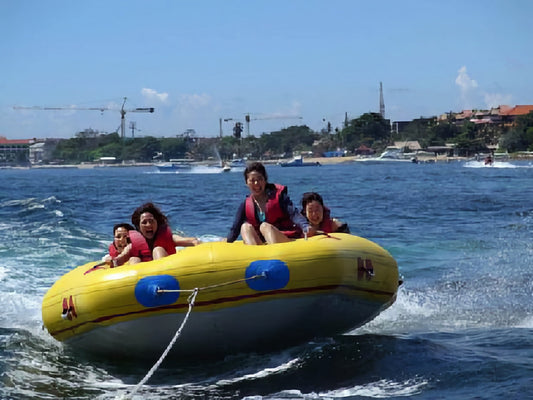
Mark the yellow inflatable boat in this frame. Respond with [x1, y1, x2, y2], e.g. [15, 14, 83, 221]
[42, 233, 399, 359]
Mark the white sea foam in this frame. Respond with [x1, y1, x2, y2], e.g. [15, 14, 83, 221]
[190, 166, 228, 174]
[463, 160, 519, 169]
[198, 234, 225, 242]
[0, 266, 7, 281]
[216, 357, 301, 386]
[318, 377, 428, 398]
[153, 165, 229, 175]
[0, 287, 43, 331]
[43, 196, 60, 203]
[239, 377, 428, 399]
[349, 287, 441, 336]
[0, 198, 37, 207]
[349, 275, 514, 336]
[515, 315, 533, 328]
[3, 354, 123, 400]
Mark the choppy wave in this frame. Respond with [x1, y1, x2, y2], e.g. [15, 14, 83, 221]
[463, 160, 525, 169]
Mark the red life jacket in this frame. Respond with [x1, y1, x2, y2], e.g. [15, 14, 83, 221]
[153, 225, 176, 256]
[319, 207, 335, 233]
[108, 243, 120, 258]
[128, 230, 152, 262]
[245, 183, 300, 238]
[129, 225, 176, 262]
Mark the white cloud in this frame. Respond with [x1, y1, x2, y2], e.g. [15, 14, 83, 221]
[167, 94, 214, 135]
[455, 66, 479, 109]
[454, 67, 513, 110]
[455, 66, 478, 91]
[141, 88, 169, 103]
[253, 101, 303, 119]
[484, 92, 512, 109]
[179, 93, 211, 108]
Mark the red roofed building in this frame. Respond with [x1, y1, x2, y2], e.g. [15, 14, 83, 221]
[0, 136, 34, 146]
[502, 105, 533, 116]
[355, 144, 375, 156]
[0, 136, 36, 166]
[500, 105, 533, 126]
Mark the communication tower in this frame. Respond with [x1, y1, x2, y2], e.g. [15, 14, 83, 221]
[379, 82, 385, 118]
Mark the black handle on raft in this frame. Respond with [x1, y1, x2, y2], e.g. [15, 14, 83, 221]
[83, 261, 108, 275]
[92, 261, 107, 268]
[314, 230, 341, 240]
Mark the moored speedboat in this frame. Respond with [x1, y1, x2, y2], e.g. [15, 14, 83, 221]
[228, 158, 247, 169]
[355, 147, 413, 163]
[279, 155, 321, 167]
[154, 159, 194, 172]
[42, 234, 400, 360]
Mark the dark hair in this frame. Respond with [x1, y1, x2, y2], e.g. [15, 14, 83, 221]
[113, 223, 135, 234]
[301, 192, 324, 210]
[244, 162, 268, 182]
[131, 202, 169, 230]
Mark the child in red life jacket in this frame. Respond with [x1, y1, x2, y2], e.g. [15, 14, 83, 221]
[102, 223, 135, 267]
[301, 192, 350, 234]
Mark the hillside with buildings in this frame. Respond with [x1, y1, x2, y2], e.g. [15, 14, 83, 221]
[2, 104, 533, 167]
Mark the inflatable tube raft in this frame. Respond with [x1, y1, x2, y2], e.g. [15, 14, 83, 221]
[42, 233, 399, 359]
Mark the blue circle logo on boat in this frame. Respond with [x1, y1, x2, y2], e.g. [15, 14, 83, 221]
[135, 275, 180, 307]
[245, 259, 290, 291]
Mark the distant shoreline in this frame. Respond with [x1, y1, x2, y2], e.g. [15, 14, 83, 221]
[4, 154, 532, 170]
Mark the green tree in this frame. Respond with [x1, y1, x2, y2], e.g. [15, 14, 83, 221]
[400, 118, 436, 148]
[431, 121, 459, 145]
[218, 136, 241, 159]
[499, 111, 533, 152]
[123, 137, 161, 161]
[259, 125, 317, 157]
[158, 137, 192, 160]
[340, 113, 391, 151]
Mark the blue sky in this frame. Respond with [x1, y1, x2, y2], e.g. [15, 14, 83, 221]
[1, 0, 532, 139]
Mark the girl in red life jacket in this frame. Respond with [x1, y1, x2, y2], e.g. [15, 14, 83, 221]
[226, 162, 310, 245]
[129, 202, 201, 264]
[301, 192, 350, 234]
[102, 223, 135, 267]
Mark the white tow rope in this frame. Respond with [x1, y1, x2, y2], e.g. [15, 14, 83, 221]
[118, 273, 265, 399]
[120, 288, 199, 400]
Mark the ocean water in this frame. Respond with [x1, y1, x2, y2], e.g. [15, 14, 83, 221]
[0, 160, 532, 399]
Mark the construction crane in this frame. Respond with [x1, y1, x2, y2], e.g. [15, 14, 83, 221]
[13, 97, 154, 138]
[244, 114, 303, 137]
[219, 117, 236, 137]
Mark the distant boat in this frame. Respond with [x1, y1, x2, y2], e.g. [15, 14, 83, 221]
[228, 158, 247, 169]
[468, 152, 510, 168]
[377, 147, 413, 161]
[355, 147, 413, 163]
[221, 163, 231, 172]
[154, 158, 194, 172]
[279, 155, 321, 167]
